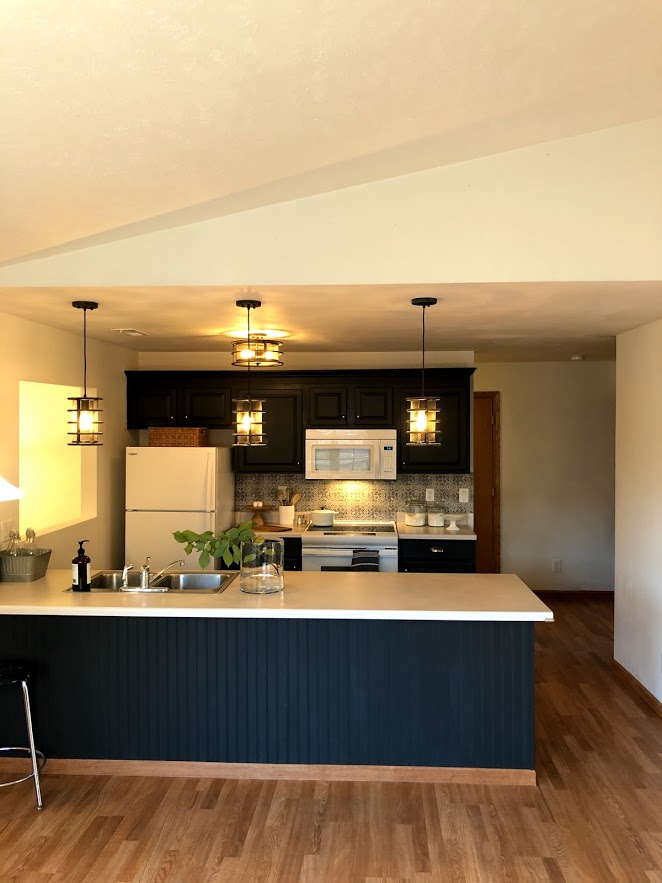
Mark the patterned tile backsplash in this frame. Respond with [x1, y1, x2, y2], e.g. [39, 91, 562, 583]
[235, 473, 473, 520]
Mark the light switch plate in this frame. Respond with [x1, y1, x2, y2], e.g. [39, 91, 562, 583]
[0, 520, 12, 541]
[458, 488, 469, 503]
[425, 488, 434, 502]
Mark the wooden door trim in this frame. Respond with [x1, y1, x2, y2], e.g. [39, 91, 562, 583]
[474, 391, 501, 573]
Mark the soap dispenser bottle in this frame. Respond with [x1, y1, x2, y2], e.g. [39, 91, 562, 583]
[72, 540, 91, 592]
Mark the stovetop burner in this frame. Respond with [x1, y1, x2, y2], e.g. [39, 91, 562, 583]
[307, 522, 395, 535]
[302, 520, 397, 549]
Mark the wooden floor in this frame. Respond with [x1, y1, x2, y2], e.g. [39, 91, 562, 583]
[1, 595, 661, 882]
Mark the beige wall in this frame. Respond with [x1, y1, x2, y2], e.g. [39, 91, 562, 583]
[1, 118, 661, 288]
[614, 319, 662, 703]
[474, 362, 615, 591]
[0, 311, 138, 569]
[137, 351, 475, 371]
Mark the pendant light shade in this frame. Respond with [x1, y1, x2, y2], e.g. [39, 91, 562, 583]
[232, 336, 283, 367]
[68, 301, 103, 446]
[232, 299, 266, 446]
[406, 297, 441, 445]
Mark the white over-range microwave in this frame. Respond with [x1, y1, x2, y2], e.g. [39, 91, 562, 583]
[305, 429, 397, 480]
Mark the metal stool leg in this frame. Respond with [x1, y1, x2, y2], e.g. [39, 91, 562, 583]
[21, 679, 42, 810]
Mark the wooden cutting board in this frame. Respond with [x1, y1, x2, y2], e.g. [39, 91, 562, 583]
[256, 524, 293, 532]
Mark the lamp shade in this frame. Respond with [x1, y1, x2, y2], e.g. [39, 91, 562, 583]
[0, 476, 23, 502]
[232, 298, 268, 446]
[69, 300, 103, 446]
[406, 297, 441, 445]
[232, 337, 283, 367]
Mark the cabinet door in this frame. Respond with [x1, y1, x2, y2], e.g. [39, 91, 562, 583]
[182, 384, 232, 428]
[398, 539, 476, 573]
[353, 386, 393, 426]
[126, 376, 177, 429]
[234, 389, 303, 473]
[398, 388, 470, 473]
[308, 387, 348, 426]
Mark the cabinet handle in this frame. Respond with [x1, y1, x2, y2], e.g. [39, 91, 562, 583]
[430, 548, 445, 553]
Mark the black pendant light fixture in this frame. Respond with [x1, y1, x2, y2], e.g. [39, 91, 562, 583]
[67, 301, 103, 446]
[232, 300, 266, 446]
[406, 297, 440, 445]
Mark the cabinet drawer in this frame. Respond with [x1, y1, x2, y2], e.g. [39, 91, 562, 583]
[398, 539, 476, 573]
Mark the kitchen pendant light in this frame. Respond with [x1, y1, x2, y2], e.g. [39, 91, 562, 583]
[232, 300, 266, 446]
[67, 301, 103, 446]
[406, 297, 440, 445]
[232, 335, 283, 367]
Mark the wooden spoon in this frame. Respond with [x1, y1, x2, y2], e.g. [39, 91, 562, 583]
[289, 492, 302, 507]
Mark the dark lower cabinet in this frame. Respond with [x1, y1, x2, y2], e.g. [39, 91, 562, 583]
[283, 537, 302, 571]
[233, 389, 303, 473]
[398, 539, 476, 573]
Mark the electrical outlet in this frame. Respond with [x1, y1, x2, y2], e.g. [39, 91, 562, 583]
[458, 488, 469, 504]
[552, 559, 562, 573]
[0, 520, 12, 541]
[425, 488, 435, 502]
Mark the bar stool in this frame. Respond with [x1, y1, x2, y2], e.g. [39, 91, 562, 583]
[0, 663, 45, 809]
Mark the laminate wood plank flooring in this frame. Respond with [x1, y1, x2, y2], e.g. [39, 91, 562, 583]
[1, 595, 661, 882]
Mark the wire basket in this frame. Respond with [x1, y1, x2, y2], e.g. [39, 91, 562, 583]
[0, 549, 52, 582]
[148, 427, 209, 447]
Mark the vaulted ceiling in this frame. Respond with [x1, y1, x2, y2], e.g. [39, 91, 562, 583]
[3, 0, 662, 265]
[0, 0, 662, 358]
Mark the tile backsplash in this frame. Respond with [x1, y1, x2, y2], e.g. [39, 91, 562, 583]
[235, 473, 473, 520]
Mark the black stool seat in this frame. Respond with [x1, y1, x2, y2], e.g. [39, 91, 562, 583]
[0, 660, 44, 808]
[0, 663, 32, 687]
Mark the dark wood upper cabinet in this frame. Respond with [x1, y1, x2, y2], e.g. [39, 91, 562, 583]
[127, 375, 178, 427]
[353, 386, 393, 426]
[233, 388, 303, 473]
[182, 385, 232, 427]
[126, 369, 473, 473]
[308, 387, 348, 426]
[397, 385, 470, 474]
[126, 372, 232, 429]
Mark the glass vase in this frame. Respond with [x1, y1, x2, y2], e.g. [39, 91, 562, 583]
[239, 539, 284, 594]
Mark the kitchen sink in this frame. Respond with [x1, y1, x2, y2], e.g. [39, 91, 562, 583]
[65, 570, 237, 594]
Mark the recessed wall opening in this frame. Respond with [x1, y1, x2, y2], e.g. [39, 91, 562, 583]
[19, 381, 97, 534]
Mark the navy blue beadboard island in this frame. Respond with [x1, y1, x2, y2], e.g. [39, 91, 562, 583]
[0, 571, 552, 785]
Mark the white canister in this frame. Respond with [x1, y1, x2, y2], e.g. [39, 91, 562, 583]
[278, 504, 295, 526]
[427, 506, 445, 527]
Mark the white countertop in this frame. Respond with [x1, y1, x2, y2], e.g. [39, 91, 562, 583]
[0, 570, 552, 622]
[396, 523, 477, 540]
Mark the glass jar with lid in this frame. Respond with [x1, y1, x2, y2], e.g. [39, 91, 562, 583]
[404, 499, 426, 527]
[426, 505, 445, 527]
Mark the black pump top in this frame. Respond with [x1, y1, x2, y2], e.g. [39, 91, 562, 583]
[77, 540, 90, 555]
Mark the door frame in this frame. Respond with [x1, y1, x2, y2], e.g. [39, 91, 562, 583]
[474, 391, 501, 573]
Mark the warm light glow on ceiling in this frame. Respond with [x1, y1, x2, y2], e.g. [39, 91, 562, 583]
[226, 328, 289, 339]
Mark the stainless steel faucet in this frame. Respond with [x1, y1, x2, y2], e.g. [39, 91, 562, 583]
[140, 557, 185, 589]
[121, 563, 133, 588]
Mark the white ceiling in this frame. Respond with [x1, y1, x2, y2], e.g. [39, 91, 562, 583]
[2, 283, 662, 360]
[2, 0, 662, 264]
[2, 2, 662, 360]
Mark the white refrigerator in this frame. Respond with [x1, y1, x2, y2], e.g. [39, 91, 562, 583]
[125, 447, 234, 570]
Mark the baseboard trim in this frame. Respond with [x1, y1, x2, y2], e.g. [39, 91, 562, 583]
[613, 660, 662, 719]
[0, 757, 536, 786]
[534, 590, 614, 600]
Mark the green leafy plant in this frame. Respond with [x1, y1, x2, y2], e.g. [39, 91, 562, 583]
[173, 520, 258, 569]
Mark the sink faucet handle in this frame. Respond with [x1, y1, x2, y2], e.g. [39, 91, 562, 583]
[141, 556, 151, 571]
[121, 563, 133, 588]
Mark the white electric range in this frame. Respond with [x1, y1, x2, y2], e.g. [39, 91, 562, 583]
[300, 521, 398, 572]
